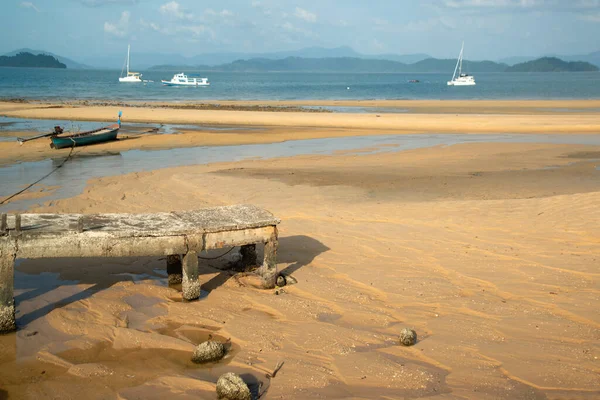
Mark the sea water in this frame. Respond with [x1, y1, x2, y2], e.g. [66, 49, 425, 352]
[0, 68, 599, 101]
[2, 133, 600, 212]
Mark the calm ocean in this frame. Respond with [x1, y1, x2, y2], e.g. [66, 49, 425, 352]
[0, 67, 599, 101]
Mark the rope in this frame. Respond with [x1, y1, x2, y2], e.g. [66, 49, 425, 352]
[198, 247, 236, 260]
[0, 146, 76, 206]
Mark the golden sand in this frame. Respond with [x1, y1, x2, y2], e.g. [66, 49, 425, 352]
[0, 101, 599, 398]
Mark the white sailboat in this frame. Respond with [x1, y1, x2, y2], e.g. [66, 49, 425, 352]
[119, 44, 142, 83]
[447, 41, 475, 86]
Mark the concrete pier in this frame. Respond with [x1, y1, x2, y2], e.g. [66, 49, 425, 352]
[0, 204, 280, 333]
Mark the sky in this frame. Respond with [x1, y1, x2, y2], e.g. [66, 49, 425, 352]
[2, 0, 600, 61]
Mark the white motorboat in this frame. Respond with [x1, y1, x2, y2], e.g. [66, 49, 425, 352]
[161, 73, 210, 86]
[447, 41, 475, 86]
[119, 44, 142, 83]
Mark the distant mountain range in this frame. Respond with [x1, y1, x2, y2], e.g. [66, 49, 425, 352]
[2, 46, 600, 72]
[77, 46, 433, 69]
[149, 56, 598, 73]
[150, 57, 510, 73]
[0, 52, 66, 68]
[505, 57, 598, 72]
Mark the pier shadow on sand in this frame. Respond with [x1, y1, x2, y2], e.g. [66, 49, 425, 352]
[200, 235, 329, 294]
[13, 235, 329, 327]
[278, 235, 330, 276]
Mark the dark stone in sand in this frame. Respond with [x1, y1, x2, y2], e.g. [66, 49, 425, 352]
[399, 328, 417, 346]
[216, 372, 252, 400]
[276, 275, 287, 287]
[191, 340, 226, 363]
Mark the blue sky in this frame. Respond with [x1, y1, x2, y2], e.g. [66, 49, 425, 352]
[2, 0, 600, 60]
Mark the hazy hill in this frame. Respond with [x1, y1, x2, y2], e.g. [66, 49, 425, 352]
[4, 46, 598, 72]
[150, 56, 508, 73]
[81, 46, 433, 69]
[411, 58, 507, 73]
[499, 50, 600, 68]
[3, 48, 90, 69]
[497, 56, 537, 66]
[506, 57, 599, 72]
[219, 57, 404, 72]
[561, 51, 600, 68]
[0, 52, 66, 68]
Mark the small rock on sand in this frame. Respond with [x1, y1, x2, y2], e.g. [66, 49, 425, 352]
[276, 275, 286, 287]
[399, 328, 417, 346]
[216, 372, 252, 400]
[191, 340, 226, 363]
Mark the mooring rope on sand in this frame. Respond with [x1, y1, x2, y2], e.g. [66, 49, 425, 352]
[198, 247, 236, 260]
[0, 146, 76, 206]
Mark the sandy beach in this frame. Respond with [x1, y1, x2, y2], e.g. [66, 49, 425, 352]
[1, 100, 599, 399]
[2, 99, 600, 167]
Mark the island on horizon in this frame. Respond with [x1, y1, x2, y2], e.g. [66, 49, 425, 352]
[0, 52, 67, 69]
[506, 57, 598, 72]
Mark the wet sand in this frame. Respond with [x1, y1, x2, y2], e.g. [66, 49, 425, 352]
[2, 99, 600, 167]
[1, 137, 599, 398]
[2, 100, 600, 134]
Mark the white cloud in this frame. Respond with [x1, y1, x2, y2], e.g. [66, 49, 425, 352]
[104, 10, 130, 37]
[160, 1, 194, 20]
[294, 7, 317, 23]
[281, 21, 295, 31]
[181, 25, 206, 36]
[204, 9, 234, 18]
[139, 16, 216, 40]
[440, 0, 600, 10]
[372, 18, 389, 26]
[443, 0, 518, 7]
[139, 18, 171, 34]
[333, 19, 349, 27]
[80, 0, 138, 5]
[277, 20, 318, 39]
[20, 2, 40, 12]
[251, 1, 272, 16]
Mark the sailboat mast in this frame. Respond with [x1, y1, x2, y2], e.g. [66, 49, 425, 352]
[458, 41, 464, 76]
[126, 44, 130, 74]
[451, 45, 461, 80]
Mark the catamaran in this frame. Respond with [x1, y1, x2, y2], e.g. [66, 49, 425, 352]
[447, 41, 475, 86]
[119, 45, 142, 83]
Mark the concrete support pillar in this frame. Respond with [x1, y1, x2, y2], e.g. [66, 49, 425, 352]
[257, 227, 278, 289]
[240, 244, 257, 270]
[182, 251, 201, 301]
[0, 243, 16, 333]
[166, 254, 183, 285]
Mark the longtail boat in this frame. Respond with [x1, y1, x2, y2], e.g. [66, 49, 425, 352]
[50, 124, 120, 149]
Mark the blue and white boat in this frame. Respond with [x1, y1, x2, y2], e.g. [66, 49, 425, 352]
[161, 73, 210, 86]
[50, 112, 122, 149]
